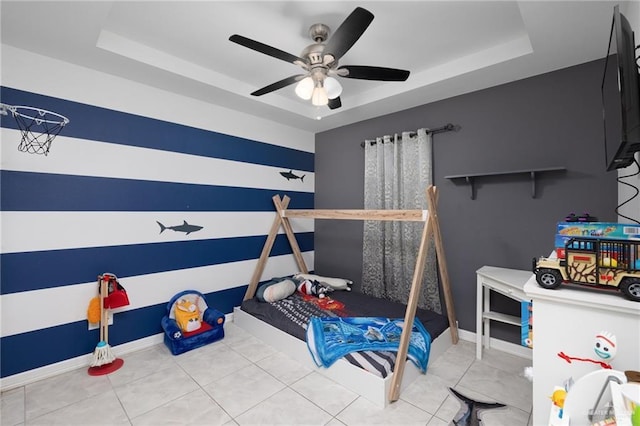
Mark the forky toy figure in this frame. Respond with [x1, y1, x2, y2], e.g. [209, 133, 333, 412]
[557, 331, 617, 369]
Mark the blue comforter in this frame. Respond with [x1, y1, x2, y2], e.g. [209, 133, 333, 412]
[306, 316, 431, 372]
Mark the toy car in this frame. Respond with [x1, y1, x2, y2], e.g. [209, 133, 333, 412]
[533, 236, 640, 302]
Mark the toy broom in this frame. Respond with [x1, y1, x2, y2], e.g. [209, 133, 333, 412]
[88, 274, 124, 375]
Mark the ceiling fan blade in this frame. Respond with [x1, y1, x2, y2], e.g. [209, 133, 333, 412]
[338, 65, 410, 81]
[229, 34, 305, 65]
[251, 75, 306, 96]
[328, 97, 342, 110]
[323, 7, 374, 61]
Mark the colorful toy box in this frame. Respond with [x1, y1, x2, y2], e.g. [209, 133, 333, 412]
[555, 222, 640, 257]
[557, 221, 640, 239]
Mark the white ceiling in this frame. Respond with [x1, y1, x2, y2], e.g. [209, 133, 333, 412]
[0, 1, 631, 133]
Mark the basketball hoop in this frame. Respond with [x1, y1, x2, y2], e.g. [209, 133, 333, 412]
[1, 103, 70, 155]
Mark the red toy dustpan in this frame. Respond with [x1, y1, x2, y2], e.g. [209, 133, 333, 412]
[101, 273, 130, 309]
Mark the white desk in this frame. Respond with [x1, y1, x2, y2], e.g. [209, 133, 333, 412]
[476, 266, 534, 360]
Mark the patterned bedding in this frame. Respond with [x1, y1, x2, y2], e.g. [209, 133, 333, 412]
[240, 290, 449, 378]
[306, 316, 432, 372]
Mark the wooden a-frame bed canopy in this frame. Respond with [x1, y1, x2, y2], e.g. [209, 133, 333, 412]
[244, 185, 458, 403]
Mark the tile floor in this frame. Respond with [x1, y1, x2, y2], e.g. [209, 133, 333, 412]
[1, 322, 533, 425]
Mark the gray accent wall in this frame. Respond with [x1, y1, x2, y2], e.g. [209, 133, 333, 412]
[314, 59, 618, 344]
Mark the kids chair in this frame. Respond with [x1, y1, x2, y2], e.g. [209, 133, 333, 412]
[161, 290, 225, 355]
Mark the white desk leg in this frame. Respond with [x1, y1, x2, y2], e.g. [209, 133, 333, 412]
[483, 285, 491, 351]
[476, 275, 483, 360]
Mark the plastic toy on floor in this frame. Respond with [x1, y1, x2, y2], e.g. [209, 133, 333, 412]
[448, 387, 506, 425]
[161, 290, 225, 355]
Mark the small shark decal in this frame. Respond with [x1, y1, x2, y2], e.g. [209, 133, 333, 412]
[157, 220, 203, 235]
[280, 170, 305, 182]
[448, 387, 506, 426]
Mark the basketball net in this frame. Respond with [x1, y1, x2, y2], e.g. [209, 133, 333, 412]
[1, 103, 70, 156]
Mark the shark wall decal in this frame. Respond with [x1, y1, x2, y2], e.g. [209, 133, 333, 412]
[448, 387, 506, 426]
[157, 220, 203, 235]
[280, 170, 305, 182]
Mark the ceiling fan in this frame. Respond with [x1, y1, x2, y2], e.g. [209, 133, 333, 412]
[229, 7, 410, 110]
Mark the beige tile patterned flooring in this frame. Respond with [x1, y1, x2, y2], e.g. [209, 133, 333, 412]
[1, 322, 533, 425]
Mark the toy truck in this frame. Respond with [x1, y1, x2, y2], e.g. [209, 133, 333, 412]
[533, 237, 640, 302]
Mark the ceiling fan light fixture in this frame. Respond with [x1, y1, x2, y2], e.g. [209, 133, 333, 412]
[324, 76, 342, 99]
[231, 7, 410, 110]
[295, 76, 314, 100]
[311, 85, 329, 106]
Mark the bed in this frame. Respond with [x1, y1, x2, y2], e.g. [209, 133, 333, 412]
[235, 287, 453, 407]
[234, 186, 459, 406]
[241, 290, 448, 377]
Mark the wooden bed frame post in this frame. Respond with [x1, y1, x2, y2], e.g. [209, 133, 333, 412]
[273, 195, 309, 276]
[427, 187, 458, 344]
[243, 195, 309, 301]
[243, 186, 458, 404]
[388, 185, 458, 402]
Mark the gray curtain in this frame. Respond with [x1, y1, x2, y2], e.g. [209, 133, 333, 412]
[361, 129, 441, 313]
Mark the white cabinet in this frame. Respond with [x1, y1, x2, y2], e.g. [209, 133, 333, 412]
[525, 277, 640, 425]
[476, 266, 533, 360]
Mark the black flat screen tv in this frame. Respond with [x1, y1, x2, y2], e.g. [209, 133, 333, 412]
[602, 5, 640, 171]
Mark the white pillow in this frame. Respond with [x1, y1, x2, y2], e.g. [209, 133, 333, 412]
[294, 273, 352, 291]
[257, 279, 296, 302]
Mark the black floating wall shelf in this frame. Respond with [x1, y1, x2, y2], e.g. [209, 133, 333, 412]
[444, 167, 567, 199]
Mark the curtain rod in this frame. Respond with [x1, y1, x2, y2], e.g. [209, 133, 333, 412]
[360, 123, 460, 148]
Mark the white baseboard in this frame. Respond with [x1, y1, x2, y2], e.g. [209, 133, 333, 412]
[0, 334, 163, 392]
[0, 313, 234, 392]
[457, 328, 533, 360]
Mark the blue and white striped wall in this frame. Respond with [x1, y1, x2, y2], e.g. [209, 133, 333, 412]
[0, 46, 315, 388]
